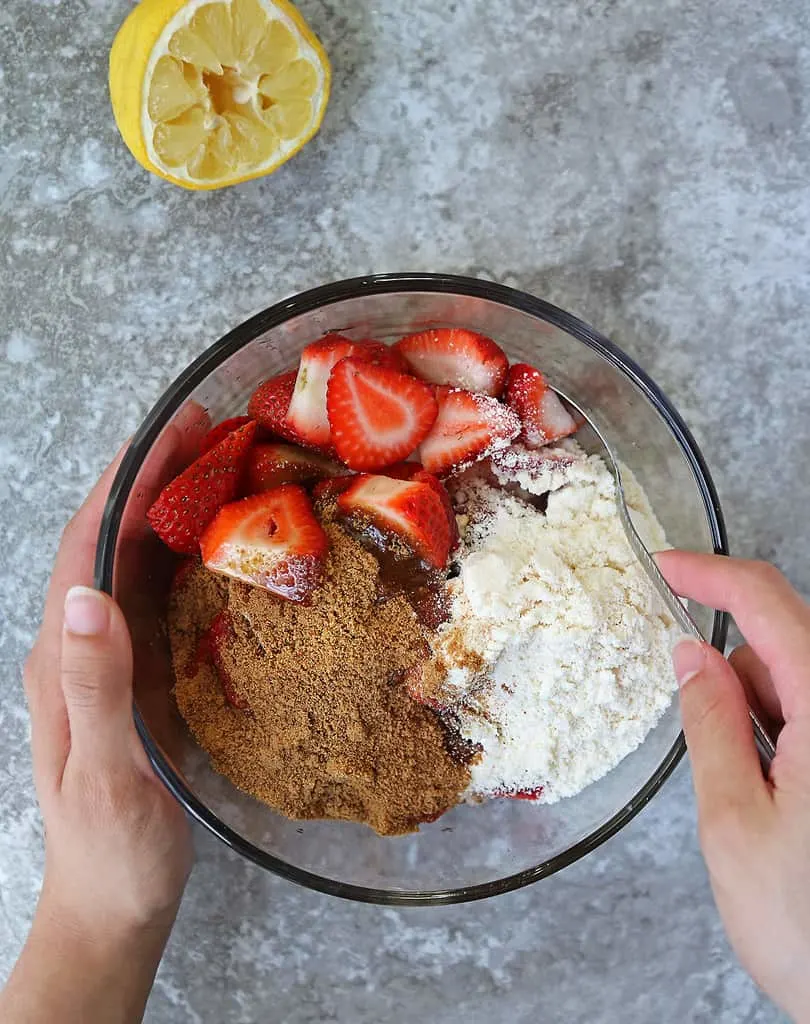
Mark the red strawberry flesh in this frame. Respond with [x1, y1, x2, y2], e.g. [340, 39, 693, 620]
[245, 443, 342, 494]
[352, 338, 411, 374]
[394, 328, 509, 396]
[200, 484, 329, 602]
[200, 416, 254, 455]
[382, 462, 459, 550]
[147, 421, 257, 554]
[419, 388, 520, 477]
[285, 335, 359, 449]
[247, 370, 299, 442]
[499, 786, 544, 801]
[207, 611, 250, 710]
[505, 363, 579, 447]
[336, 474, 452, 569]
[326, 357, 438, 471]
[311, 475, 355, 509]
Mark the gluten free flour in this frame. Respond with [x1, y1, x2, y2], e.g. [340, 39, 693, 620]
[432, 442, 680, 803]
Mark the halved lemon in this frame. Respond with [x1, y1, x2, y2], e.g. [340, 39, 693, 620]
[109, 0, 330, 190]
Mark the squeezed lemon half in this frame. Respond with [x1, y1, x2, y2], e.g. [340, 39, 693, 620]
[109, 0, 330, 190]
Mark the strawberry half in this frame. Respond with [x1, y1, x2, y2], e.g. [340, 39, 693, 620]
[419, 389, 520, 477]
[247, 370, 299, 442]
[207, 611, 250, 711]
[352, 338, 411, 374]
[284, 335, 359, 449]
[200, 416, 254, 455]
[505, 363, 579, 447]
[382, 462, 459, 550]
[147, 421, 257, 554]
[200, 484, 329, 602]
[245, 443, 342, 495]
[326, 357, 438, 471]
[311, 475, 354, 509]
[394, 328, 509, 397]
[336, 474, 452, 569]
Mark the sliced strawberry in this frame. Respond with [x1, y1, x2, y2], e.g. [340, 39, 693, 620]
[207, 611, 250, 711]
[505, 364, 579, 447]
[336, 474, 452, 569]
[199, 416, 254, 455]
[382, 462, 459, 550]
[326, 357, 437, 471]
[498, 786, 544, 801]
[394, 328, 509, 396]
[284, 335, 360, 449]
[245, 443, 342, 495]
[418, 389, 520, 477]
[147, 421, 257, 554]
[247, 370, 299, 442]
[200, 484, 329, 602]
[311, 475, 355, 509]
[352, 338, 410, 374]
[402, 663, 449, 713]
[377, 461, 422, 480]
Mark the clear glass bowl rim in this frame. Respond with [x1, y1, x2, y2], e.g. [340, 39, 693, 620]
[95, 272, 729, 905]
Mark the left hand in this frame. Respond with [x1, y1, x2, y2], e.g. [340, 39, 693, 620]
[23, 447, 193, 942]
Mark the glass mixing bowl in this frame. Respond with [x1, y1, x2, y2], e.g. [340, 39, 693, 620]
[95, 273, 728, 905]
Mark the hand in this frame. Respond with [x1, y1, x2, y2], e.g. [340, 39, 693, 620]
[1, 447, 193, 1023]
[657, 551, 810, 1024]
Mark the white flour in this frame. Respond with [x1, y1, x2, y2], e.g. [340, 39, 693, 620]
[434, 444, 680, 803]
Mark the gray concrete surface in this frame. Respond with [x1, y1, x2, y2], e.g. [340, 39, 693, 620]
[1, 0, 807, 1019]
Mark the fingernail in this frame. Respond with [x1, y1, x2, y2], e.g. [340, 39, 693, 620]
[672, 637, 706, 687]
[64, 587, 110, 637]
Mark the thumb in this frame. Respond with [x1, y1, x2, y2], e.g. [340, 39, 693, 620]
[61, 586, 136, 769]
[673, 638, 770, 823]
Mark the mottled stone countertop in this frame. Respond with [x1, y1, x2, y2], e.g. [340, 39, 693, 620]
[1, 0, 807, 1019]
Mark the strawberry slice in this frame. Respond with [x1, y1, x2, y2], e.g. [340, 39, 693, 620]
[247, 370, 300, 442]
[382, 462, 459, 549]
[419, 389, 520, 477]
[352, 338, 410, 374]
[206, 611, 250, 711]
[402, 662, 449, 713]
[147, 421, 257, 554]
[284, 335, 360, 449]
[394, 328, 509, 396]
[336, 474, 452, 569]
[326, 357, 438, 471]
[200, 484, 329, 602]
[498, 786, 544, 801]
[245, 443, 342, 495]
[199, 416, 255, 455]
[505, 363, 579, 447]
[311, 475, 354, 509]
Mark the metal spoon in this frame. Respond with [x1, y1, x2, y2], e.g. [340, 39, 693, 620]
[552, 388, 777, 772]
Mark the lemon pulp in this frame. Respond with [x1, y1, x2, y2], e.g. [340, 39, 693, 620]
[110, 0, 330, 189]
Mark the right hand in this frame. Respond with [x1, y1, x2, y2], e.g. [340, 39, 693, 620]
[657, 551, 810, 1023]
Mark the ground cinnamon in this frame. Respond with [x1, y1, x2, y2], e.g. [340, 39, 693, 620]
[169, 523, 471, 835]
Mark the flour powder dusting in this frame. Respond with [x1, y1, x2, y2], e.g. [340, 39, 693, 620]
[430, 443, 680, 802]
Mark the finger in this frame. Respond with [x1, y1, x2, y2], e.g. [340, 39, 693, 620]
[672, 638, 771, 826]
[728, 644, 783, 726]
[39, 444, 130, 641]
[25, 445, 130, 788]
[23, 643, 70, 795]
[59, 587, 135, 775]
[657, 551, 810, 719]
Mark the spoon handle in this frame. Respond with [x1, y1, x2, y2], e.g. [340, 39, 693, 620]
[554, 388, 778, 774]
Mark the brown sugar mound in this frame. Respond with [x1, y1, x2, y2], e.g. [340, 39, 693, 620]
[169, 524, 471, 835]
